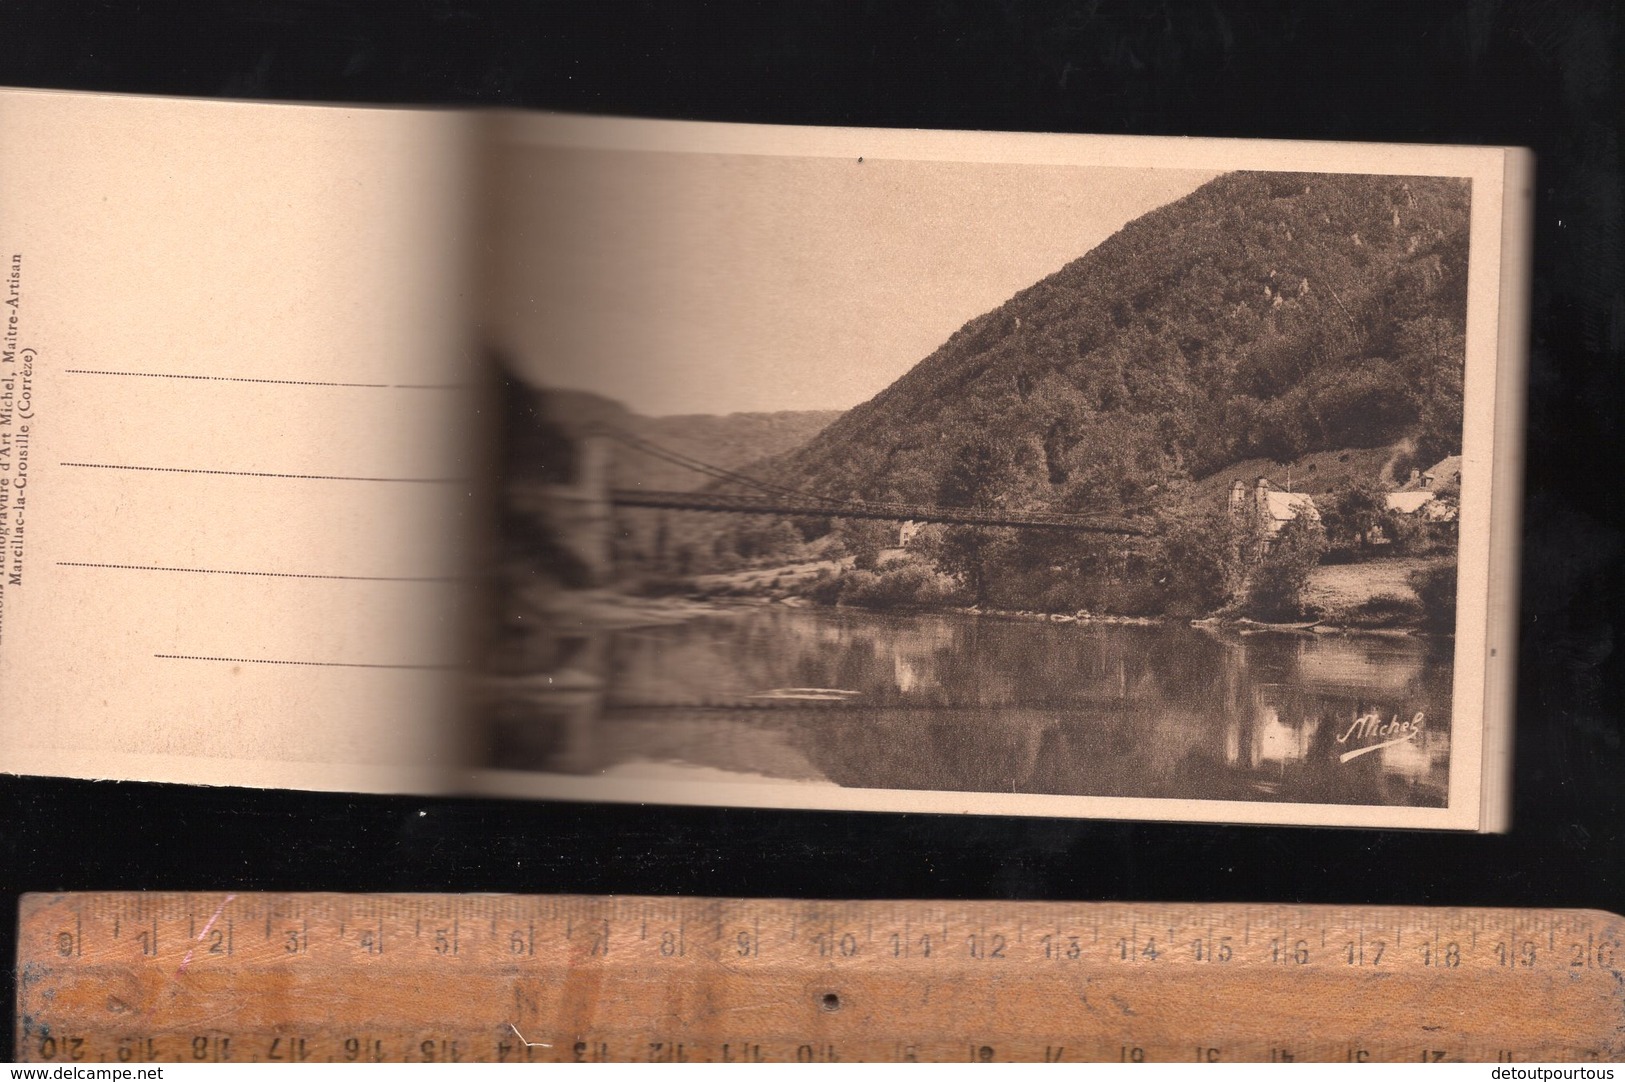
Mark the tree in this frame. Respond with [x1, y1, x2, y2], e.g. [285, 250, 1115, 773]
[1155, 504, 1240, 616]
[733, 518, 802, 561]
[1245, 515, 1326, 620]
[834, 519, 894, 571]
[1320, 481, 1392, 556]
[917, 525, 1009, 606]
[1410, 560, 1458, 631]
[937, 434, 1014, 509]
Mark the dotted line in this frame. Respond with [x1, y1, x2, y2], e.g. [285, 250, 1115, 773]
[59, 562, 461, 582]
[61, 462, 467, 483]
[66, 369, 469, 391]
[66, 369, 389, 388]
[156, 654, 459, 670]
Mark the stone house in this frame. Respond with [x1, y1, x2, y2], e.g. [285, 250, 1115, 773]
[1228, 476, 1320, 560]
[1387, 455, 1463, 523]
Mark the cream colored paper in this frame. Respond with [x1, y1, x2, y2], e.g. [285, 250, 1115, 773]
[0, 90, 476, 792]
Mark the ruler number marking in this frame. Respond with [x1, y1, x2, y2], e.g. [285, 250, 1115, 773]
[341, 1037, 382, 1062]
[56, 916, 82, 955]
[966, 931, 1006, 960]
[508, 923, 534, 956]
[1119, 935, 1158, 961]
[1569, 933, 1617, 969]
[1041, 933, 1083, 961]
[35, 1036, 86, 1062]
[886, 930, 929, 959]
[814, 930, 858, 958]
[116, 1038, 159, 1063]
[190, 1036, 232, 1062]
[1345, 938, 1385, 966]
[1271, 938, 1309, 965]
[432, 920, 458, 956]
[1192, 935, 1232, 963]
[419, 1039, 460, 1063]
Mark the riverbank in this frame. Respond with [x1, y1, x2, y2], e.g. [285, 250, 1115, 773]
[548, 588, 729, 630]
[1304, 554, 1445, 609]
[621, 551, 1454, 637]
[619, 585, 1449, 640]
[1301, 554, 1455, 633]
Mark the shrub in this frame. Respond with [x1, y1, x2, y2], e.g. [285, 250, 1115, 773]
[801, 571, 846, 606]
[841, 564, 964, 610]
[1384, 512, 1425, 554]
[1244, 515, 1327, 620]
[1155, 504, 1240, 616]
[1393, 516, 1458, 557]
[985, 568, 1084, 613]
[834, 568, 882, 603]
[1410, 561, 1458, 631]
[1344, 592, 1425, 628]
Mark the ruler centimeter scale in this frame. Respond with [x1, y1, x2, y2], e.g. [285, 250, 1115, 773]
[15, 893, 1625, 1063]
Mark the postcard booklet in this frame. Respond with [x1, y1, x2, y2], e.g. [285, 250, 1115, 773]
[0, 90, 1530, 830]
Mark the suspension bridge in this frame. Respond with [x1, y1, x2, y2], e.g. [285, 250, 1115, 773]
[585, 426, 1150, 536]
[607, 487, 1146, 534]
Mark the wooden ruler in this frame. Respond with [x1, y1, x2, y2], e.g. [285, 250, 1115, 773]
[15, 893, 1625, 1063]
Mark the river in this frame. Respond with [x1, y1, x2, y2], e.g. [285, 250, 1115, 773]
[488, 604, 1453, 808]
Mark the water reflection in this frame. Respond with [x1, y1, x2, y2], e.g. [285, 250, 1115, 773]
[485, 605, 1451, 807]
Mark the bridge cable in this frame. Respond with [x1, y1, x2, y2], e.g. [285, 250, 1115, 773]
[592, 423, 1158, 528]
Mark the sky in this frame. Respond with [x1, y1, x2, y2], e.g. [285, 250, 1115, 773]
[489, 145, 1217, 417]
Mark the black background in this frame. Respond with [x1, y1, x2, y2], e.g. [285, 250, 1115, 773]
[2, 0, 1622, 1060]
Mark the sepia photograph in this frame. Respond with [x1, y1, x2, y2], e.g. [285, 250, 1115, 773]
[7, 3, 1622, 1064]
[472, 119, 1520, 828]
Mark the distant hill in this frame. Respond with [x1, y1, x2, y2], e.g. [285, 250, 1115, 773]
[755, 171, 1470, 518]
[635, 408, 845, 490]
[507, 384, 841, 492]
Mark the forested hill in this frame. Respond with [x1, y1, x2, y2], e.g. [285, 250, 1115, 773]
[759, 171, 1470, 516]
[516, 386, 842, 492]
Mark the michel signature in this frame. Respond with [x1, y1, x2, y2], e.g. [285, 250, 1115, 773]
[1336, 711, 1425, 763]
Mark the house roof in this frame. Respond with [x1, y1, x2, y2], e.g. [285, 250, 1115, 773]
[1263, 490, 1319, 522]
[1402, 455, 1463, 491]
[1386, 490, 1437, 514]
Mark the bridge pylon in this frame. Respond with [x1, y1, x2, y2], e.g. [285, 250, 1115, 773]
[514, 433, 615, 585]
